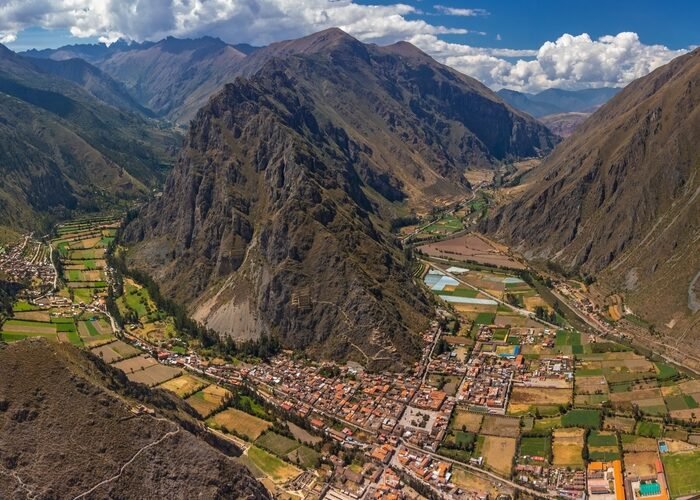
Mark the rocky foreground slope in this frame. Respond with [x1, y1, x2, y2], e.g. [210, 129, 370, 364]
[123, 29, 555, 367]
[0, 339, 268, 498]
[486, 48, 700, 339]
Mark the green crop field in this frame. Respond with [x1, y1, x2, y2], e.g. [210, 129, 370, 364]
[0, 332, 29, 342]
[453, 431, 476, 448]
[588, 431, 617, 447]
[439, 287, 478, 298]
[533, 416, 561, 431]
[662, 450, 700, 498]
[65, 331, 83, 346]
[245, 446, 299, 482]
[556, 330, 581, 346]
[665, 394, 699, 411]
[54, 321, 76, 333]
[73, 288, 93, 304]
[636, 420, 663, 438]
[474, 313, 496, 325]
[12, 300, 41, 312]
[67, 269, 82, 281]
[287, 445, 320, 469]
[84, 320, 99, 336]
[519, 436, 550, 459]
[561, 409, 600, 429]
[255, 431, 300, 457]
[655, 362, 679, 381]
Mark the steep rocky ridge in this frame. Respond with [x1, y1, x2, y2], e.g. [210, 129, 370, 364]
[96, 37, 246, 122]
[0, 339, 268, 498]
[29, 56, 153, 116]
[486, 48, 700, 339]
[123, 29, 555, 366]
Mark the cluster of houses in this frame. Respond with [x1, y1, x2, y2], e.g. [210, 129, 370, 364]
[456, 353, 514, 413]
[0, 237, 55, 290]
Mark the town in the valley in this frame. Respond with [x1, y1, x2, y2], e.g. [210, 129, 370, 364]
[2, 208, 700, 500]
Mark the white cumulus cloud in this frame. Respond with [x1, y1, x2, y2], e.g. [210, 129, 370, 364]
[407, 32, 687, 92]
[433, 6, 489, 17]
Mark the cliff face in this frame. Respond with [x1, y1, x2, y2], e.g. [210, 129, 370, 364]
[486, 48, 700, 336]
[124, 29, 556, 367]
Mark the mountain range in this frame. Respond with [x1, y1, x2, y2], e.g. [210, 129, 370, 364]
[23, 37, 262, 123]
[121, 28, 555, 367]
[0, 44, 177, 233]
[486, 47, 700, 344]
[498, 87, 620, 137]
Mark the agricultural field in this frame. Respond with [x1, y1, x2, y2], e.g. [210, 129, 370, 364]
[90, 340, 140, 363]
[0, 318, 57, 342]
[561, 409, 601, 429]
[587, 431, 620, 461]
[554, 329, 583, 355]
[417, 233, 525, 270]
[480, 415, 520, 438]
[185, 385, 232, 418]
[255, 431, 321, 469]
[244, 446, 301, 483]
[662, 450, 700, 498]
[158, 373, 209, 398]
[533, 416, 562, 431]
[552, 428, 585, 468]
[112, 353, 158, 372]
[450, 409, 484, 433]
[519, 436, 551, 462]
[481, 436, 516, 476]
[256, 431, 300, 457]
[508, 386, 572, 415]
[126, 364, 182, 386]
[207, 408, 272, 440]
[603, 416, 636, 433]
[52, 218, 120, 308]
[621, 434, 659, 453]
[418, 214, 463, 237]
[636, 420, 663, 438]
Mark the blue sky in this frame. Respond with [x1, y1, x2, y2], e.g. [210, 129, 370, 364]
[394, 0, 699, 50]
[1, 1, 696, 92]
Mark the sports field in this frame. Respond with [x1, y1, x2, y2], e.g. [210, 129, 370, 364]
[519, 436, 550, 461]
[662, 450, 700, 498]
